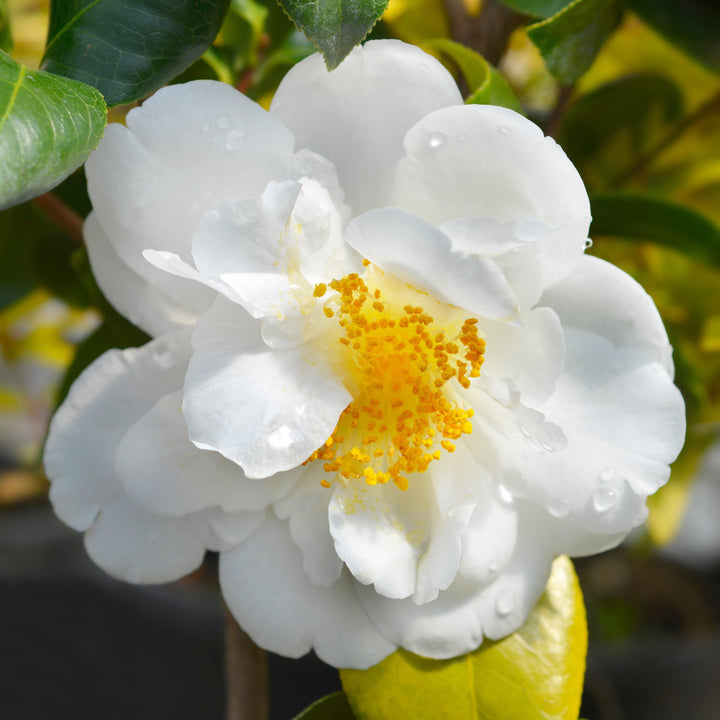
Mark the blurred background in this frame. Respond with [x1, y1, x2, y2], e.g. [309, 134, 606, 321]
[2, 0, 720, 718]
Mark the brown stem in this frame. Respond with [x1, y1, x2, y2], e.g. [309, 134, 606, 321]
[224, 605, 269, 720]
[31, 192, 84, 245]
[443, 0, 524, 65]
[544, 84, 574, 139]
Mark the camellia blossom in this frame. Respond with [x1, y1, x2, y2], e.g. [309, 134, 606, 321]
[44, 40, 686, 668]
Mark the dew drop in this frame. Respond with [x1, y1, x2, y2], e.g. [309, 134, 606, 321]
[428, 131, 447, 149]
[216, 115, 230, 129]
[498, 126, 511, 136]
[584, 238, 593, 249]
[225, 129, 244, 150]
[488, 557, 499, 574]
[599, 468, 615, 483]
[153, 347, 177, 370]
[498, 484, 514, 504]
[496, 590, 515, 616]
[547, 497, 571, 518]
[593, 485, 618, 512]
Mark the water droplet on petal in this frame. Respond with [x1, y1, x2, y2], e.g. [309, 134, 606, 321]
[599, 468, 615, 483]
[585, 238, 593, 249]
[428, 131, 447, 149]
[593, 485, 618, 512]
[548, 497, 571, 518]
[488, 557, 499, 574]
[216, 116, 230, 129]
[225, 129, 244, 150]
[498, 484, 514, 504]
[496, 589, 515, 616]
[498, 126, 511, 136]
[153, 347, 177, 370]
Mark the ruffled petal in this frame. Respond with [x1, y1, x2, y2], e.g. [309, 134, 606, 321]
[45, 331, 191, 531]
[273, 466, 343, 587]
[85, 213, 196, 337]
[393, 104, 591, 293]
[116, 391, 301, 517]
[183, 297, 351, 478]
[220, 514, 395, 669]
[271, 40, 462, 214]
[541, 254, 674, 376]
[86, 81, 302, 316]
[346, 208, 518, 321]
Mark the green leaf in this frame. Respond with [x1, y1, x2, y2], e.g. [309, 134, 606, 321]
[0, 0, 12, 53]
[498, 0, 570, 17]
[623, 0, 720, 72]
[292, 691, 356, 720]
[421, 38, 522, 113]
[277, 0, 389, 70]
[526, 0, 622, 84]
[41, 0, 231, 106]
[558, 74, 684, 188]
[0, 51, 106, 211]
[590, 192, 720, 266]
[341, 556, 587, 720]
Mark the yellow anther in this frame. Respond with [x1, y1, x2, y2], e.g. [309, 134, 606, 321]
[313, 283, 327, 297]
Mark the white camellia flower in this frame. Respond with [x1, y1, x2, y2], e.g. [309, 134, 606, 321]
[44, 40, 686, 668]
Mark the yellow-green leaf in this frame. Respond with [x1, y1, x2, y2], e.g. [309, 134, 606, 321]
[341, 556, 587, 720]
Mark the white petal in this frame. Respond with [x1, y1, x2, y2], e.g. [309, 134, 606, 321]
[541, 254, 675, 376]
[478, 307, 565, 406]
[86, 81, 300, 314]
[329, 479, 432, 599]
[442, 216, 553, 257]
[183, 297, 351, 478]
[45, 331, 191, 531]
[273, 466, 343, 587]
[346, 208, 518, 321]
[117, 391, 300, 517]
[393, 104, 591, 291]
[271, 40, 462, 214]
[220, 515, 395, 669]
[85, 213, 196, 337]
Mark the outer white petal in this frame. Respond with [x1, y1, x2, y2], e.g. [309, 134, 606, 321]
[271, 40, 462, 214]
[220, 515, 395, 669]
[86, 81, 301, 319]
[393, 104, 591, 292]
[346, 208, 518, 321]
[116, 391, 301, 517]
[329, 479, 432, 600]
[45, 331, 191, 531]
[85, 213, 196, 337]
[273, 466, 343, 587]
[541, 254, 674, 376]
[183, 296, 351, 478]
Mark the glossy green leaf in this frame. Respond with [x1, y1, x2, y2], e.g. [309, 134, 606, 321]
[497, 0, 569, 17]
[421, 38, 522, 112]
[0, 51, 106, 211]
[341, 556, 587, 720]
[590, 192, 720, 266]
[624, 0, 720, 72]
[41, 0, 231, 106]
[277, 0, 388, 70]
[526, 0, 622, 84]
[0, 0, 12, 53]
[559, 74, 683, 189]
[292, 691, 356, 720]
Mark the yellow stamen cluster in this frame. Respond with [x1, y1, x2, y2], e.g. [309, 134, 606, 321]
[306, 272, 486, 491]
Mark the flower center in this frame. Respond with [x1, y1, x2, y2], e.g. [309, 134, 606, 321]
[306, 268, 485, 491]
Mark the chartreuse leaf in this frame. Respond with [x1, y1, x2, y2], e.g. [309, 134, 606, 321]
[526, 0, 622, 84]
[41, 0, 231, 106]
[277, 0, 388, 70]
[421, 38, 522, 113]
[497, 0, 569, 17]
[292, 691, 356, 720]
[0, 0, 12, 53]
[623, 0, 720, 73]
[341, 556, 586, 720]
[590, 192, 720, 267]
[559, 74, 683, 188]
[0, 51, 106, 211]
